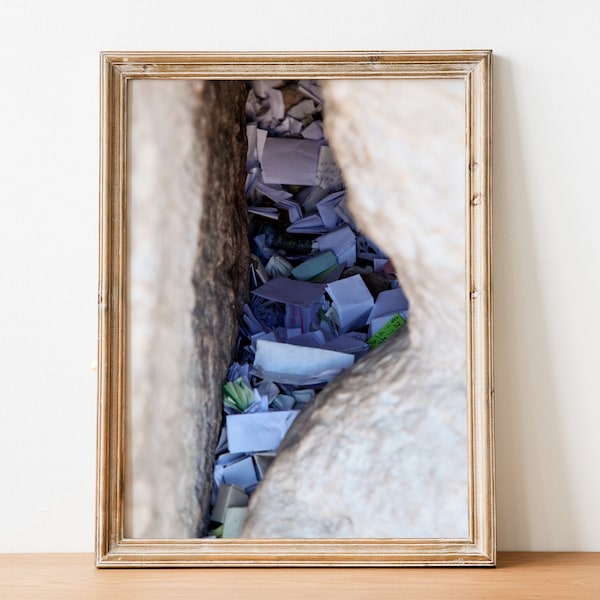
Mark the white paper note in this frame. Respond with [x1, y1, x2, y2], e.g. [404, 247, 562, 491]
[286, 330, 327, 348]
[325, 275, 374, 333]
[316, 146, 344, 191]
[252, 277, 325, 308]
[255, 181, 293, 202]
[248, 206, 279, 220]
[222, 506, 248, 538]
[316, 191, 345, 230]
[261, 138, 321, 186]
[253, 339, 354, 384]
[222, 455, 259, 490]
[287, 98, 317, 120]
[367, 287, 409, 322]
[226, 410, 300, 453]
[301, 120, 325, 141]
[210, 484, 249, 524]
[298, 80, 323, 103]
[286, 213, 329, 234]
[321, 334, 370, 356]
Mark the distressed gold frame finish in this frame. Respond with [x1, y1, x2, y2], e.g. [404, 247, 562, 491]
[97, 51, 494, 567]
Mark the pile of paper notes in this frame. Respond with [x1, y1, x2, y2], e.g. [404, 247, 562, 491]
[208, 81, 410, 538]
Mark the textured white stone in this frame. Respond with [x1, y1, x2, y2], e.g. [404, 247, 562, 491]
[242, 79, 469, 538]
[126, 80, 248, 538]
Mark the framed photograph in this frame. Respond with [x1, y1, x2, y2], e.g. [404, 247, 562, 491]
[96, 51, 494, 566]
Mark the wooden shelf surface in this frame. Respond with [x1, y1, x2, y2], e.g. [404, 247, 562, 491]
[1, 552, 599, 599]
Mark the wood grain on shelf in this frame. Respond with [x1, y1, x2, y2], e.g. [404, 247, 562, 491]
[1, 552, 599, 599]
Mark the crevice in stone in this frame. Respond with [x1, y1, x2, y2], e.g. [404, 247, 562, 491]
[127, 77, 469, 541]
[190, 80, 250, 536]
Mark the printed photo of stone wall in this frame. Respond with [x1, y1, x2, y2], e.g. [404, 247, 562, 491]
[124, 77, 468, 541]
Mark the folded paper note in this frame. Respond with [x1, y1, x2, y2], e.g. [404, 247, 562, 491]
[284, 303, 321, 333]
[316, 146, 344, 191]
[261, 137, 321, 186]
[314, 225, 356, 268]
[316, 190, 345, 230]
[221, 455, 259, 490]
[221, 507, 248, 538]
[252, 277, 325, 309]
[296, 185, 329, 213]
[246, 123, 268, 169]
[286, 213, 330, 234]
[287, 98, 318, 120]
[253, 452, 277, 480]
[270, 394, 296, 410]
[325, 275, 374, 333]
[321, 333, 370, 356]
[367, 287, 409, 323]
[226, 410, 300, 453]
[301, 120, 324, 141]
[248, 206, 279, 220]
[265, 255, 293, 278]
[298, 80, 323, 103]
[215, 452, 248, 466]
[291, 250, 337, 282]
[254, 181, 293, 202]
[367, 313, 407, 348]
[222, 378, 255, 413]
[211, 484, 249, 523]
[253, 339, 355, 384]
[286, 329, 327, 348]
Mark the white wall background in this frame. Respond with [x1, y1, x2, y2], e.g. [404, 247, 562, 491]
[0, 0, 598, 552]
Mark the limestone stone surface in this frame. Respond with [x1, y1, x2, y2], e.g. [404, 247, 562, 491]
[242, 79, 469, 538]
[125, 80, 248, 538]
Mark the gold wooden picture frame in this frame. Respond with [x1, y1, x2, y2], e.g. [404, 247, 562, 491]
[96, 51, 494, 567]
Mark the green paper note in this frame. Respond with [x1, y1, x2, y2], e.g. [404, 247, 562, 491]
[291, 250, 337, 282]
[223, 378, 254, 412]
[367, 313, 406, 349]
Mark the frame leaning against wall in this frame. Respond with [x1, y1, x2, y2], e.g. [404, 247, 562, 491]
[96, 50, 494, 567]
